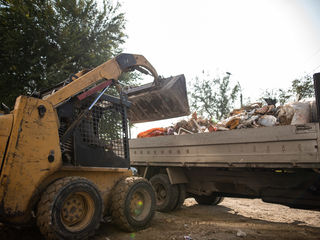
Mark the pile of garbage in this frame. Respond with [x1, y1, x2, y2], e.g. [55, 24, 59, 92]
[137, 99, 316, 138]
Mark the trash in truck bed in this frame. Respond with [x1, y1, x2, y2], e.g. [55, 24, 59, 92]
[137, 99, 316, 138]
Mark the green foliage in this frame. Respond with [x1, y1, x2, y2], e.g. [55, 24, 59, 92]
[190, 72, 240, 121]
[0, 0, 127, 107]
[98, 107, 123, 140]
[290, 75, 314, 100]
[260, 88, 291, 106]
[260, 74, 314, 105]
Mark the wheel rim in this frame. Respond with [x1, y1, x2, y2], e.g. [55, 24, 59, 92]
[129, 188, 151, 221]
[60, 192, 95, 232]
[154, 183, 167, 206]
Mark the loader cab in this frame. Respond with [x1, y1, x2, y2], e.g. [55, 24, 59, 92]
[57, 93, 131, 168]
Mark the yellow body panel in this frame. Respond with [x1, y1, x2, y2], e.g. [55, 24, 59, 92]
[45, 58, 121, 106]
[0, 96, 62, 222]
[0, 114, 13, 165]
[0, 96, 132, 224]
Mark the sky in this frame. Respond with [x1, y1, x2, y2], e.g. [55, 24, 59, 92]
[118, 0, 320, 137]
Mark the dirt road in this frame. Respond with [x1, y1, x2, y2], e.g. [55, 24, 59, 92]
[1, 198, 320, 240]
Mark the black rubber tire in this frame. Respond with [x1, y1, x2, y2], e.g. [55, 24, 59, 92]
[111, 176, 155, 232]
[194, 194, 224, 206]
[212, 197, 224, 205]
[172, 184, 186, 210]
[36, 177, 102, 240]
[150, 174, 179, 212]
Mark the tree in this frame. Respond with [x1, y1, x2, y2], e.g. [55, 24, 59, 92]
[189, 72, 240, 121]
[260, 88, 291, 106]
[290, 74, 314, 101]
[260, 74, 314, 105]
[0, 0, 126, 107]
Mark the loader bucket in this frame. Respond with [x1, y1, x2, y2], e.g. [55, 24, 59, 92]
[126, 74, 190, 123]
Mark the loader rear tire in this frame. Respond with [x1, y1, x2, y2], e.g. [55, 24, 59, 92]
[111, 176, 155, 232]
[150, 174, 179, 212]
[37, 177, 102, 240]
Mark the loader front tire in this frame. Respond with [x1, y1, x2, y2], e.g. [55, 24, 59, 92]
[37, 177, 102, 240]
[111, 176, 155, 232]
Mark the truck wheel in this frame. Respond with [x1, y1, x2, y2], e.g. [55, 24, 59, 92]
[111, 176, 155, 232]
[172, 184, 186, 210]
[150, 174, 179, 212]
[37, 177, 102, 240]
[212, 197, 224, 205]
[194, 194, 224, 206]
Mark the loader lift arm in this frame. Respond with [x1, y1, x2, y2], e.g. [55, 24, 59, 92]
[45, 53, 159, 107]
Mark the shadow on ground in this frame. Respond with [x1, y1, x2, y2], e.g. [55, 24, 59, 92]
[1, 201, 320, 240]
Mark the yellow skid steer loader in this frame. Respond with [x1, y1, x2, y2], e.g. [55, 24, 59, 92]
[0, 53, 189, 239]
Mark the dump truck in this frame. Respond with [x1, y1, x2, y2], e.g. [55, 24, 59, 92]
[130, 73, 320, 212]
[0, 53, 189, 239]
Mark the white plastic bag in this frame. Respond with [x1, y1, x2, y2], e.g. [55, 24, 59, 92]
[290, 102, 311, 125]
[257, 115, 277, 127]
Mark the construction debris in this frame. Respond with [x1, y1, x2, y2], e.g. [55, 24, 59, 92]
[137, 127, 166, 138]
[290, 101, 312, 125]
[137, 99, 316, 138]
[257, 115, 277, 127]
[236, 229, 247, 237]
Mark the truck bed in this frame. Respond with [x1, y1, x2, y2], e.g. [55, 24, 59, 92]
[130, 123, 320, 169]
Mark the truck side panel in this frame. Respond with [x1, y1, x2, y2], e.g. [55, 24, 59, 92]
[130, 123, 320, 168]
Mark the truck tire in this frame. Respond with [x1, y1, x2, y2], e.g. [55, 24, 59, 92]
[37, 177, 102, 240]
[212, 196, 224, 205]
[194, 194, 224, 206]
[150, 174, 179, 212]
[111, 176, 155, 232]
[172, 184, 186, 210]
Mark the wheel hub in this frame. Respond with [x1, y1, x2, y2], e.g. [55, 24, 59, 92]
[155, 184, 167, 204]
[130, 192, 144, 217]
[61, 194, 87, 226]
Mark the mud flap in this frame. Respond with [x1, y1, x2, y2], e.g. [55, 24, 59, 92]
[126, 75, 190, 123]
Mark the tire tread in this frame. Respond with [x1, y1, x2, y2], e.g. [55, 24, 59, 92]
[111, 176, 155, 232]
[36, 177, 100, 240]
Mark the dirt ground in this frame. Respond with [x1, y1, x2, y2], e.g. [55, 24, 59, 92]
[1, 197, 320, 240]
